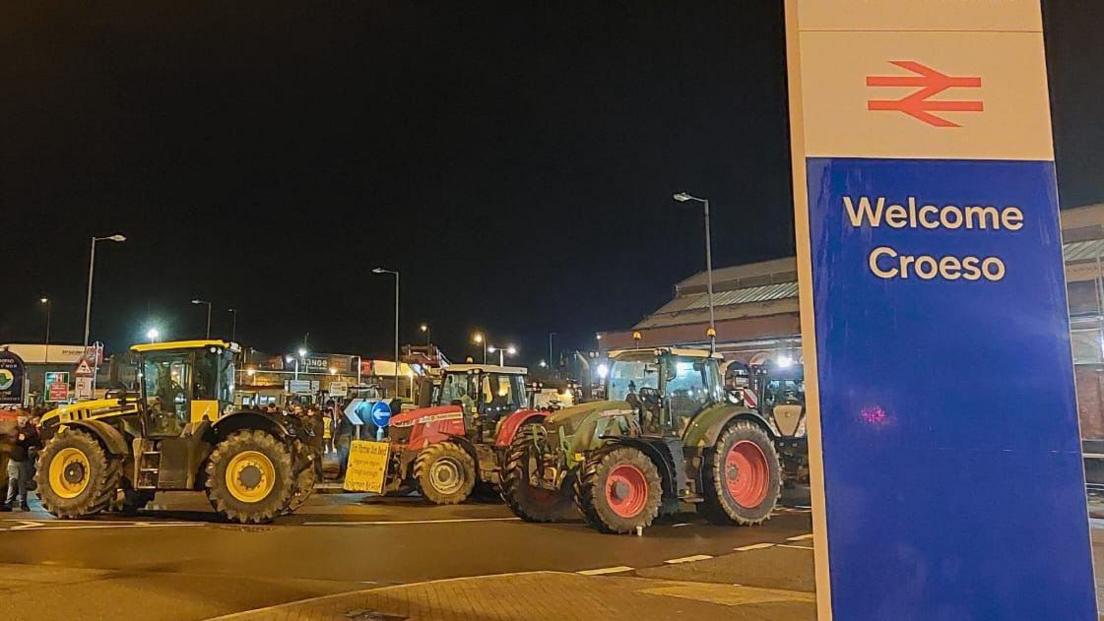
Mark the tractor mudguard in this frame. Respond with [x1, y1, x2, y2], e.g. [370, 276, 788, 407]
[211, 410, 302, 442]
[682, 404, 777, 452]
[494, 410, 548, 447]
[62, 419, 130, 456]
[602, 436, 679, 498]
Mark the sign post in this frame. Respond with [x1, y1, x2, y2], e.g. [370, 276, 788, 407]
[0, 350, 25, 406]
[784, 2, 1096, 618]
[45, 371, 70, 403]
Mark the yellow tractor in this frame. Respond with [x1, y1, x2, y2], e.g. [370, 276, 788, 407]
[36, 340, 317, 523]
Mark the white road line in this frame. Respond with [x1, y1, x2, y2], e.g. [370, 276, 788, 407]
[734, 542, 776, 552]
[577, 566, 635, 576]
[776, 544, 814, 551]
[671, 523, 690, 528]
[786, 533, 814, 541]
[0, 521, 206, 532]
[301, 517, 521, 527]
[663, 554, 713, 564]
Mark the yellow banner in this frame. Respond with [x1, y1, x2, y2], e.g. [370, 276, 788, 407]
[343, 440, 391, 493]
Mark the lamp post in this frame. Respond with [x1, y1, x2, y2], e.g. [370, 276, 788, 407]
[191, 299, 213, 339]
[146, 327, 161, 342]
[420, 323, 431, 346]
[373, 267, 400, 399]
[472, 332, 487, 364]
[548, 331, 556, 368]
[674, 192, 717, 352]
[286, 355, 300, 381]
[83, 234, 127, 346]
[228, 308, 238, 342]
[487, 344, 517, 366]
[40, 298, 51, 363]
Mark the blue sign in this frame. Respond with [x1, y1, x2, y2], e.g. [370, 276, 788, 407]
[806, 157, 1095, 618]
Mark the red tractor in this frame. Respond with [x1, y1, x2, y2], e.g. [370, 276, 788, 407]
[372, 364, 548, 504]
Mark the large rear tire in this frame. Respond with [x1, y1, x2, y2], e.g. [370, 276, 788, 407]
[698, 420, 781, 525]
[413, 442, 476, 505]
[500, 424, 575, 522]
[205, 430, 294, 524]
[35, 428, 121, 519]
[575, 446, 662, 534]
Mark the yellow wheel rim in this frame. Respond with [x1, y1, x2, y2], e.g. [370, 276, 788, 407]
[49, 447, 92, 499]
[225, 450, 276, 503]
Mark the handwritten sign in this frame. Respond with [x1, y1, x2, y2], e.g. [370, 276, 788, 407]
[342, 440, 390, 493]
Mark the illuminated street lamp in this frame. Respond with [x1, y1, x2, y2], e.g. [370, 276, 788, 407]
[83, 234, 127, 346]
[191, 299, 212, 339]
[472, 332, 487, 364]
[145, 327, 161, 342]
[674, 191, 716, 352]
[40, 297, 52, 363]
[286, 354, 301, 380]
[372, 267, 401, 398]
[420, 323, 431, 346]
[487, 344, 517, 366]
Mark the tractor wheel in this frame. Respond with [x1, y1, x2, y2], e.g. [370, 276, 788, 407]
[413, 442, 476, 505]
[500, 424, 575, 522]
[575, 446, 662, 534]
[205, 430, 294, 524]
[698, 420, 781, 526]
[35, 428, 121, 519]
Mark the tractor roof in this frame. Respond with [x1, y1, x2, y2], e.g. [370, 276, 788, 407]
[444, 363, 528, 375]
[608, 347, 721, 360]
[131, 340, 241, 354]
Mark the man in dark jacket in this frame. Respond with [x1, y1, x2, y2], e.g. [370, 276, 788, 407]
[4, 414, 41, 511]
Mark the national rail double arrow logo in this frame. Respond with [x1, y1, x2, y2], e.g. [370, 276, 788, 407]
[866, 61, 983, 128]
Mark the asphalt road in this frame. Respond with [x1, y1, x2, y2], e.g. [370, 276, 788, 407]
[0, 490, 815, 621]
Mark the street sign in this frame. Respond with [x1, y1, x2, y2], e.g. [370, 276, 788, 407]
[74, 377, 94, 401]
[45, 372, 69, 402]
[784, 2, 1095, 619]
[0, 350, 25, 405]
[343, 440, 390, 493]
[288, 380, 312, 394]
[329, 381, 348, 398]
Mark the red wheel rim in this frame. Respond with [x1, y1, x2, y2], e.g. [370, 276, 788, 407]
[724, 440, 769, 508]
[606, 464, 649, 518]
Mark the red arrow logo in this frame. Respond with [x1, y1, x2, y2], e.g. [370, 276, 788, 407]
[866, 61, 983, 128]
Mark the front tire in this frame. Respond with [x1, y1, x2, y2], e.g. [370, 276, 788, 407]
[698, 421, 781, 525]
[205, 430, 294, 524]
[35, 428, 120, 519]
[413, 442, 476, 505]
[500, 424, 576, 522]
[575, 446, 662, 534]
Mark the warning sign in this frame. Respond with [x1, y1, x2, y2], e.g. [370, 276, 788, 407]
[75, 358, 94, 377]
[45, 372, 69, 402]
[342, 440, 391, 493]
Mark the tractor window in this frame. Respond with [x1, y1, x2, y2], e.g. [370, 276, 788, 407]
[665, 359, 710, 423]
[480, 373, 526, 417]
[143, 352, 191, 435]
[608, 360, 658, 401]
[440, 373, 477, 407]
[193, 351, 219, 401]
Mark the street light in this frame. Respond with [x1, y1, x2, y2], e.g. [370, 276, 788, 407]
[39, 298, 51, 363]
[145, 327, 161, 342]
[298, 347, 308, 358]
[191, 299, 212, 339]
[84, 234, 127, 346]
[472, 332, 487, 364]
[286, 354, 301, 380]
[674, 191, 717, 352]
[420, 323, 431, 346]
[228, 308, 239, 342]
[373, 267, 401, 399]
[487, 344, 517, 366]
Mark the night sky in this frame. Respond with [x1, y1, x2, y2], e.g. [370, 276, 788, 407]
[2, 2, 1101, 364]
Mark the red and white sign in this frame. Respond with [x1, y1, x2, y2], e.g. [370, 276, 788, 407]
[866, 61, 982, 128]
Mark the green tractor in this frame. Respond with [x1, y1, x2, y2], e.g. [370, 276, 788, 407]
[36, 340, 318, 523]
[500, 347, 782, 534]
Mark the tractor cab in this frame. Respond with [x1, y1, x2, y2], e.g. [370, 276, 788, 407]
[132, 340, 239, 436]
[605, 348, 724, 436]
[433, 364, 528, 442]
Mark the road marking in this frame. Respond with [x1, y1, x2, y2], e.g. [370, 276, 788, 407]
[0, 520, 206, 532]
[577, 566, 634, 576]
[786, 533, 814, 541]
[671, 523, 690, 528]
[203, 571, 563, 620]
[734, 543, 775, 552]
[776, 544, 814, 551]
[302, 517, 521, 526]
[664, 554, 713, 564]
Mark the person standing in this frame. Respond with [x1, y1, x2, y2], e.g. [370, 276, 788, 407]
[4, 414, 41, 511]
[0, 412, 14, 511]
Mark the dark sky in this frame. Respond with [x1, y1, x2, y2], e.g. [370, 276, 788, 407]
[2, 2, 1101, 364]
